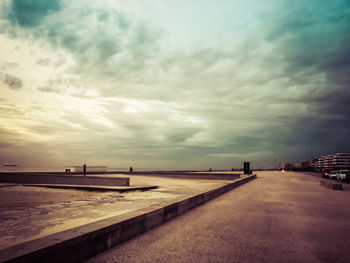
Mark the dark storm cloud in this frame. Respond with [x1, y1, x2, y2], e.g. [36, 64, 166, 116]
[7, 0, 60, 27]
[2, 1, 161, 84]
[268, 8, 350, 85]
[262, 0, 350, 157]
[266, 0, 350, 87]
[2, 73, 22, 89]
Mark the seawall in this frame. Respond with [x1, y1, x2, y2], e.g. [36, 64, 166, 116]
[0, 173, 129, 187]
[0, 174, 256, 263]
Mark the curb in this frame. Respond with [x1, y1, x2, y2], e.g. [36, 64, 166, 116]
[0, 173, 130, 187]
[320, 180, 343, 190]
[0, 174, 257, 263]
[22, 184, 159, 192]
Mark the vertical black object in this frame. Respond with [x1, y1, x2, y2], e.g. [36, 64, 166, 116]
[244, 162, 250, 174]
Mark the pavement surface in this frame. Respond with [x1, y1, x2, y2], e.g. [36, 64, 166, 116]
[87, 171, 350, 263]
[22, 184, 158, 192]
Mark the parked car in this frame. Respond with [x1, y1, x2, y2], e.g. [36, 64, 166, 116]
[322, 168, 332, 179]
[336, 170, 350, 182]
[329, 170, 339, 180]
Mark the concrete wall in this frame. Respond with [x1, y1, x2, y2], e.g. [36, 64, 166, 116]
[0, 175, 256, 263]
[118, 171, 241, 180]
[66, 166, 107, 173]
[0, 173, 129, 186]
[320, 180, 343, 190]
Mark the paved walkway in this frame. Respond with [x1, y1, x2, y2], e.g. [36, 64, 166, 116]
[87, 171, 350, 263]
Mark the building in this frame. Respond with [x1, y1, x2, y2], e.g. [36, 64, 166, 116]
[279, 161, 302, 170]
[65, 166, 107, 173]
[316, 153, 350, 170]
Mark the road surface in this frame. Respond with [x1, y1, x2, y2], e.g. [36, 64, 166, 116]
[87, 171, 350, 263]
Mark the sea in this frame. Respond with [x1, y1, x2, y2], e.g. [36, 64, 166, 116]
[0, 166, 130, 173]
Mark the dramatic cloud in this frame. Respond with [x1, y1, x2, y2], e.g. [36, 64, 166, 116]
[0, 0, 349, 169]
[1, 73, 22, 89]
[7, 0, 60, 27]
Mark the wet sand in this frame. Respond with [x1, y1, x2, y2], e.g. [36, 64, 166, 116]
[0, 174, 229, 249]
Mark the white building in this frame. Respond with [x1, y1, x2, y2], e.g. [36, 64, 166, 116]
[65, 166, 107, 173]
[316, 153, 350, 170]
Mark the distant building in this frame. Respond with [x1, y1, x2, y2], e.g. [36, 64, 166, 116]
[316, 153, 350, 170]
[279, 161, 302, 170]
[65, 166, 107, 173]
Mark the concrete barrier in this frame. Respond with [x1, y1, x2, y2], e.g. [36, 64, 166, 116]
[143, 173, 241, 180]
[0, 173, 129, 187]
[23, 184, 158, 192]
[114, 171, 241, 180]
[320, 180, 343, 190]
[0, 175, 256, 263]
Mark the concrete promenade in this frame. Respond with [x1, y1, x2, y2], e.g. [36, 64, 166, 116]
[88, 171, 350, 263]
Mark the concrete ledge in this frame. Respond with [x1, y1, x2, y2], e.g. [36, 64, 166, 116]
[119, 171, 241, 180]
[0, 183, 18, 188]
[320, 180, 343, 190]
[22, 184, 158, 192]
[0, 174, 257, 263]
[0, 173, 129, 187]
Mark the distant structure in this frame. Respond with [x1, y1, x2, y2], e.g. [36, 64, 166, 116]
[3, 163, 17, 167]
[65, 166, 107, 173]
[281, 153, 350, 171]
[315, 153, 350, 170]
[279, 161, 302, 170]
[243, 162, 251, 174]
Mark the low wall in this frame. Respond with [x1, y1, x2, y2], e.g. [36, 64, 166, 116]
[119, 171, 241, 180]
[0, 174, 256, 263]
[0, 173, 129, 187]
[320, 180, 342, 190]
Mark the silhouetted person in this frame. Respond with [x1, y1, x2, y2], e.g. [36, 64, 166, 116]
[83, 164, 86, 176]
[209, 168, 212, 172]
[129, 166, 133, 172]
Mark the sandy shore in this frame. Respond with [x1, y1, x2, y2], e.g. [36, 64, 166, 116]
[0, 174, 229, 249]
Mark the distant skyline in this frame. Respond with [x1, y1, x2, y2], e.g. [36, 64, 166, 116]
[0, 0, 349, 169]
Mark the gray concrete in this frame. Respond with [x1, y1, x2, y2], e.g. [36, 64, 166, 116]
[0, 176, 256, 263]
[112, 171, 241, 180]
[22, 184, 158, 192]
[0, 173, 129, 186]
[320, 179, 343, 190]
[88, 171, 350, 263]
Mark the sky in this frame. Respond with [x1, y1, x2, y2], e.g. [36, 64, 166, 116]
[0, 0, 349, 170]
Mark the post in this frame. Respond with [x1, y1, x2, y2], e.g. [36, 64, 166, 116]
[244, 162, 250, 174]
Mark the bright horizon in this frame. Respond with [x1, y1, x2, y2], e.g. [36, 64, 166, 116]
[0, 0, 349, 170]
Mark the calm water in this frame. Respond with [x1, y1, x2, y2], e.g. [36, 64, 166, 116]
[0, 166, 127, 172]
[0, 166, 189, 173]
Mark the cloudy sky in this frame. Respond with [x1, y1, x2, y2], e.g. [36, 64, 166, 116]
[0, 0, 349, 169]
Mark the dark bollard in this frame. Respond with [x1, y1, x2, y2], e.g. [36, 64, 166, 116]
[83, 164, 86, 176]
[244, 162, 250, 174]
